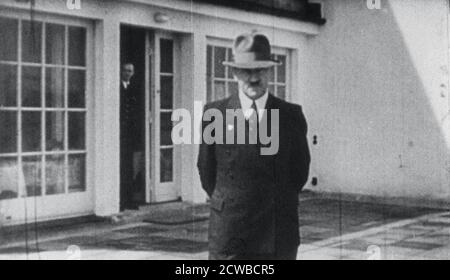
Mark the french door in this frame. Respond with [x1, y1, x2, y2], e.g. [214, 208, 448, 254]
[145, 31, 179, 203]
[0, 13, 94, 225]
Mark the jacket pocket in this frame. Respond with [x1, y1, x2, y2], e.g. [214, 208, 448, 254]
[210, 196, 225, 212]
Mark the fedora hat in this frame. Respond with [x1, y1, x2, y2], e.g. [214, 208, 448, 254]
[223, 32, 281, 69]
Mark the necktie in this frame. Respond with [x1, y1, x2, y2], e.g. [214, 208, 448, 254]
[251, 101, 259, 122]
[247, 101, 259, 145]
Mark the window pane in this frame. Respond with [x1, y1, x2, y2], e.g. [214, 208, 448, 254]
[68, 70, 86, 108]
[68, 154, 86, 193]
[46, 67, 65, 108]
[0, 17, 18, 61]
[160, 112, 173, 146]
[0, 111, 17, 153]
[277, 55, 286, 83]
[228, 81, 238, 96]
[22, 66, 41, 107]
[0, 157, 19, 200]
[269, 84, 275, 95]
[22, 21, 42, 63]
[46, 111, 65, 151]
[160, 76, 173, 109]
[207, 46, 213, 102]
[160, 39, 173, 74]
[45, 155, 65, 195]
[214, 81, 226, 100]
[46, 24, 65, 65]
[207, 77, 212, 103]
[277, 85, 286, 100]
[68, 26, 86, 66]
[214, 47, 226, 78]
[160, 148, 173, 183]
[69, 112, 85, 150]
[22, 111, 41, 152]
[207, 45, 212, 77]
[226, 48, 233, 78]
[23, 156, 42, 197]
[0, 64, 17, 107]
[268, 66, 275, 83]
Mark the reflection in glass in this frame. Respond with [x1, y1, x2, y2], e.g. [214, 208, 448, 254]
[0, 157, 19, 200]
[46, 67, 65, 107]
[0, 111, 17, 153]
[22, 111, 42, 152]
[46, 24, 65, 65]
[214, 81, 226, 101]
[0, 17, 18, 61]
[69, 112, 85, 150]
[160, 76, 173, 109]
[69, 154, 86, 193]
[22, 21, 42, 63]
[160, 112, 173, 146]
[23, 156, 42, 197]
[160, 39, 173, 73]
[68, 70, 86, 108]
[214, 47, 226, 78]
[22, 66, 41, 107]
[45, 155, 65, 195]
[160, 148, 173, 183]
[0, 64, 17, 107]
[68, 27, 86, 66]
[46, 112, 65, 151]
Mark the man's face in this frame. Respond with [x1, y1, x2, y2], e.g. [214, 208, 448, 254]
[232, 67, 270, 99]
[121, 64, 135, 82]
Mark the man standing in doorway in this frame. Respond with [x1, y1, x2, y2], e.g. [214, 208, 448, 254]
[120, 63, 141, 211]
[197, 32, 311, 260]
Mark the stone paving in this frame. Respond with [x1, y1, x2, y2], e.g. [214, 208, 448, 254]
[0, 195, 449, 260]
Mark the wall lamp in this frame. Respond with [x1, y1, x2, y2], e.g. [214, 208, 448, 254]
[154, 12, 170, 24]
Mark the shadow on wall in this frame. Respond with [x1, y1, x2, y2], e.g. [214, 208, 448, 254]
[304, 0, 450, 202]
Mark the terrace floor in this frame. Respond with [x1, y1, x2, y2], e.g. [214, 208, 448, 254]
[0, 193, 449, 260]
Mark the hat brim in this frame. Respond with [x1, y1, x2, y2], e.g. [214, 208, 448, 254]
[223, 60, 281, 69]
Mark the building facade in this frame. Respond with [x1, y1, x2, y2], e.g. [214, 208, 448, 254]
[0, 0, 323, 225]
[0, 0, 449, 226]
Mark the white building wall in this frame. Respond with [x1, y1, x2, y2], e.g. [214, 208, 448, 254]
[304, 0, 450, 204]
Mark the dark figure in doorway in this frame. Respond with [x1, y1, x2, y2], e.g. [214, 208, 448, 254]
[120, 63, 144, 211]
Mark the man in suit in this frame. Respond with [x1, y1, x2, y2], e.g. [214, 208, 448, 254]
[120, 63, 143, 211]
[197, 32, 311, 260]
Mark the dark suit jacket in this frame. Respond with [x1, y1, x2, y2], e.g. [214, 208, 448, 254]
[120, 80, 144, 150]
[197, 93, 311, 257]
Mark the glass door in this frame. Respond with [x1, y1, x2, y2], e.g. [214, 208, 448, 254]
[146, 31, 179, 203]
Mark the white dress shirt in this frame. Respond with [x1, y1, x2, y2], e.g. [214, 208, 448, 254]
[122, 81, 130, 89]
[238, 88, 269, 122]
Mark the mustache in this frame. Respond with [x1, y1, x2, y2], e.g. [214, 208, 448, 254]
[248, 81, 261, 87]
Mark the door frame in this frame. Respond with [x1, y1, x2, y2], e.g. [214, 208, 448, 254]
[145, 30, 180, 203]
